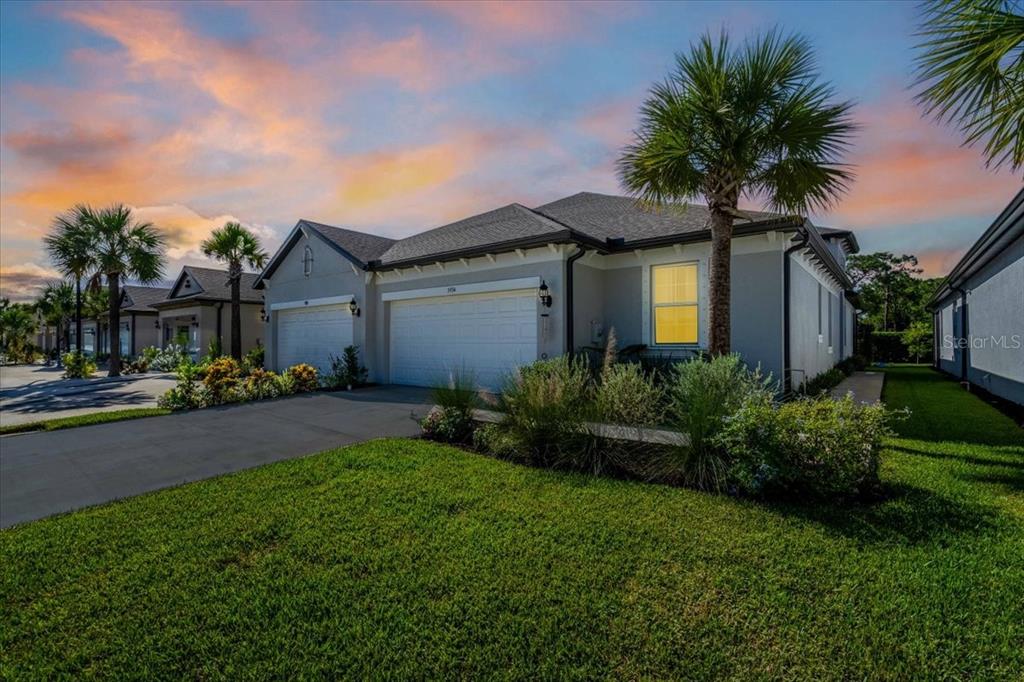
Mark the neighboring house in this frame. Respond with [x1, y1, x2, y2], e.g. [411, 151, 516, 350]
[255, 192, 858, 391]
[930, 188, 1023, 406]
[79, 284, 171, 357]
[151, 266, 264, 358]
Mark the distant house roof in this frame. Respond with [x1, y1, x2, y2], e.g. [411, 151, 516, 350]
[156, 265, 263, 307]
[121, 285, 171, 313]
[929, 187, 1024, 309]
[256, 191, 856, 290]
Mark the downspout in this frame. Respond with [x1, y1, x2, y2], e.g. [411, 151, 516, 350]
[953, 286, 969, 383]
[130, 313, 136, 357]
[565, 245, 587, 355]
[215, 302, 224, 353]
[783, 230, 810, 394]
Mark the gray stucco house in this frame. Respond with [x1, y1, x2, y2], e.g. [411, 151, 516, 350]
[254, 192, 859, 391]
[79, 284, 170, 357]
[152, 266, 264, 359]
[930, 188, 1023, 406]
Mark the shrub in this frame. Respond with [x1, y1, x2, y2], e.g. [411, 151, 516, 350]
[123, 356, 150, 374]
[205, 337, 223, 361]
[595, 362, 665, 427]
[835, 355, 867, 375]
[325, 345, 368, 389]
[276, 372, 297, 396]
[243, 344, 265, 373]
[203, 356, 242, 404]
[62, 351, 96, 379]
[421, 407, 476, 444]
[652, 355, 774, 490]
[799, 367, 846, 396]
[157, 361, 204, 410]
[149, 344, 189, 372]
[286, 363, 319, 392]
[718, 395, 890, 501]
[496, 355, 595, 469]
[472, 422, 522, 459]
[242, 368, 281, 401]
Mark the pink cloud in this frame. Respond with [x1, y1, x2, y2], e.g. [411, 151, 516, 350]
[424, 1, 634, 40]
[828, 96, 1021, 228]
[916, 247, 967, 278]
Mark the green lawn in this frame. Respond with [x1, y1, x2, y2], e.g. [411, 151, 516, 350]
[0, 408, 171, 435]
[1, 368, 1021, 679]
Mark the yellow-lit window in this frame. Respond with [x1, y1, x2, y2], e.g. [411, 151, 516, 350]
[652, 263, 698, 344]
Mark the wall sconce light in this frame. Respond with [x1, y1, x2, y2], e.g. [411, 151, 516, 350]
[538, 280, 553, 308]
[154, 319, 161, 329]
[349, 299, 361, 317]
[260, 308, 267, 323]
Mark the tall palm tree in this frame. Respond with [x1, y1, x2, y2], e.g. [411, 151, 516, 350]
[0, 299, 36, 362]
[37, 281, 75, 362]
[200, 222, 268, 360]
[915, 0, 1024, 172]
[618, 31, 856, 356]
[82, 204, 166, 376]
[44, 206, 95, 353]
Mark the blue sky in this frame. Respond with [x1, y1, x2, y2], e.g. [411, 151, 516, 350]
[1, 0, 1019, 298]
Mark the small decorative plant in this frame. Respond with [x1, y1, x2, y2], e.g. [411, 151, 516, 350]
[61, 351, 96, 379]
[326, 345, 367, 389]
[243, 344, 265, 373]
[286, 363, 319, 392]
[242, 368, 281, 400]
[203, 356, 242, 404]
[157, 361, 204, 410]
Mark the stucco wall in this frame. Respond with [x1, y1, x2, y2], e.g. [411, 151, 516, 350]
[730, 250, 784, 382]
[602, 266, 642, 347]
[572, 263, 606, 351]
[788, 254, 845, 388]
[261, 229, 366, 371]
[966, 235, 1023, 384]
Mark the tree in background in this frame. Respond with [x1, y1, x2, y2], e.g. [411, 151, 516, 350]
[37, 281, 75, 362]
[902, 321, 935, 363]
[44, 206, 95, 354]
[618, 30, 855, 355]
[847, 253, 942, 331]
[83, 205, 166, 377]
[81, 287, 111, 355]
[200, 222, 268, 360]
[0, 299, 37, 363]
[915, 0, 1024, 172]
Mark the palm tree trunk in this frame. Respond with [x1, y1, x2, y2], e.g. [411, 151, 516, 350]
[108, 275, 121, 377]
[708, 207, 734, 356]
[230, 262, 242, 360]
[55, 321, 62, 366]
[75, 276, 83, 354]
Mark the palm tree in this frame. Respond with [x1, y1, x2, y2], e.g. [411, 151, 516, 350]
[44, 206, 95, 353]
[0, 299, 36, 362]
[915, 0, 1024, 172]
[37, 281, 75, 362]
[82, 204, 166, 376]
[200, 222, 268, 360]
[618, 31, 856, 356]
[82, 287, 110, 355]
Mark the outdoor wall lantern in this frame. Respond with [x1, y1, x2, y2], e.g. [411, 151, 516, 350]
[538, 280, 553, 308]
[349, 299, 361, 317]
[154, 319, 161, 329]
[260, 308, 267, 323]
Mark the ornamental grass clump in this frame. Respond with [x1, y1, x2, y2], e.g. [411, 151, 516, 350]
[421, 370, 480, 444]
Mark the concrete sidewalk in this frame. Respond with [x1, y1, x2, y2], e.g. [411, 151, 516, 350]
[831, 371, 885, 404]
[1, 386, 432, 528]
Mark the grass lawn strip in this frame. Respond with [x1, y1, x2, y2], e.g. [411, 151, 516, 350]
[0, 408, 171, 435]
[0, 366, 1020, 678]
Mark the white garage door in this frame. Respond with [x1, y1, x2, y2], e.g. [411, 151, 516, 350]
[390, 289, 538, 389]
[276, 304, 354, 374]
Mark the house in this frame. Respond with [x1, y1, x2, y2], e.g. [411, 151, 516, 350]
[929, 188, 1023, 406]
[151, 266, 264, 358]
[79, 284, 171, 357]
[254, 192, 858, 391]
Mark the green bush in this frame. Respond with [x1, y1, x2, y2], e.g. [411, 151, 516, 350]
[595, 362, 665, 427]
[243, 344, 265, 373]
[286, 363, 319, 392]
[62, 352, 96, 379]
[869, 331, 913, 363]
[718, 394, 890, 500]
[652, 355, 774, 491]
[242, 368, 281, 401]
[325, 345, 368, 389]
[799, 367, 846, 396]
[835, 355, 867, 375]
[472, 422, 521, 459]
[202, 356, 242, 405]
[157, 361, 204, 411]
[496, 355, 595, 468]
[421, 407, 476, 444]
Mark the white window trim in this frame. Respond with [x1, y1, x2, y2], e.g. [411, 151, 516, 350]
[381, 276, 540, 302]
[270, 294, 354, 312]
[302, 245, 314, 277]
[643, 259, 705, 348]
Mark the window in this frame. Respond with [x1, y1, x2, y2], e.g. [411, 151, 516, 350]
[652, 263, 698, 344]
[302, 246, 314, 277]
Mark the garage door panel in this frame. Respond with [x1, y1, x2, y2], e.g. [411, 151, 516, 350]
[390, 289, 537, 390]
[276, 304, 354, 375]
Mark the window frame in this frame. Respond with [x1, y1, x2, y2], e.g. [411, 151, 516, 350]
[302, 245, 314, 277]
[649, 261, 700, 347]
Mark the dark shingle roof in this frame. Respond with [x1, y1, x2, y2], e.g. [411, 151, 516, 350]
[121, 285, 171, 313]
[163, 266, 263, 305]
[300, 220, 395, 265]
[535, 192, 781, 244]
[377, 204, 566, 265]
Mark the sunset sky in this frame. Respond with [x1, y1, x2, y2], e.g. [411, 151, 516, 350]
[1, 0, 1020, 300]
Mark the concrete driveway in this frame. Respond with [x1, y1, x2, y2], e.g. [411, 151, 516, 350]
[0, 386, 432, 528]
[0, 364, 177, 427]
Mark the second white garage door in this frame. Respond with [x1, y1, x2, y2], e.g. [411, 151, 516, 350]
[276, 304, 354, 375]
[390, 289, 538, 389]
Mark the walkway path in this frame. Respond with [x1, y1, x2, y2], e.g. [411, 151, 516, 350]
[831, 371, 885, 404]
